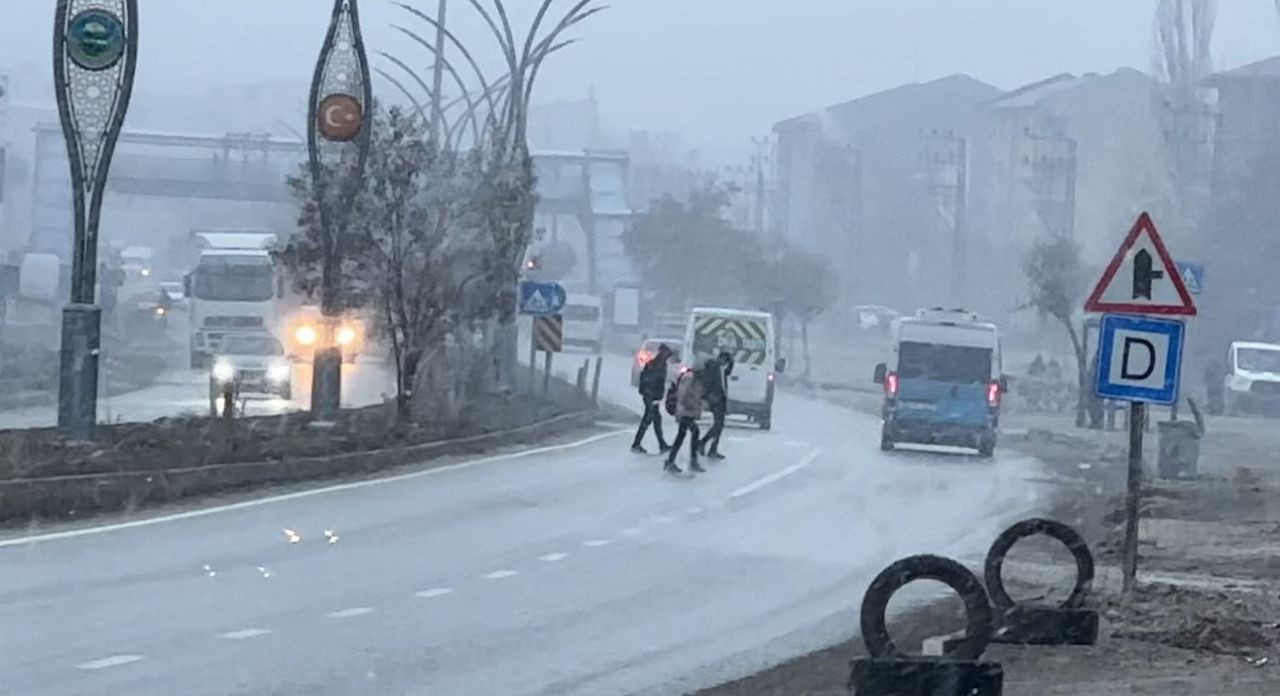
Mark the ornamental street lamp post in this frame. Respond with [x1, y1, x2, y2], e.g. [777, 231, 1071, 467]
[307, 0, 372, 421]
[53, 0, 138, 438]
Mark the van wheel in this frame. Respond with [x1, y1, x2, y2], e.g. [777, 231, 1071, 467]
[880, 428, 894, 451]
[758, 411, 772, 431]
[977, 433, 996, 458]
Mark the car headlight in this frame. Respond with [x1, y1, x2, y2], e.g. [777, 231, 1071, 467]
[336, 326, 357, 346]
[295, 325, 318, 346]
[268, 362, 291, 382]
[212, 360, 235, 382]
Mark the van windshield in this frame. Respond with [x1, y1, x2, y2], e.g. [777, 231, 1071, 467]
[1237, 348, 1280, 373]
[898, 341, 992, 384]
[563, 305, 600, 321]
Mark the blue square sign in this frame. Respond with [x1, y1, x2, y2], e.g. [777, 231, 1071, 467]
[1095, 314, 1185, 405]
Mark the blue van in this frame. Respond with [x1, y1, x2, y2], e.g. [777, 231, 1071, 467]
[873, 309, 1006, 457]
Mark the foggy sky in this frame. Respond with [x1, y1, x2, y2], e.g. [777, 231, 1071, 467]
[2, 0, 1278, 162]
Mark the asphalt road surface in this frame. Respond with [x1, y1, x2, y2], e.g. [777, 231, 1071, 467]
[0, 352, 1050, 696]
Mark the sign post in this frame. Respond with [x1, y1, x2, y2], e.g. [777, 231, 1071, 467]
[1085, 212, 1196, 595]
[520, 281, 565, 397]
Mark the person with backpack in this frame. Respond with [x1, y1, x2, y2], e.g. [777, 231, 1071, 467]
[631, 343, 673, 454]
[698, 350, 733, 460]
[664, 358, 706, 474]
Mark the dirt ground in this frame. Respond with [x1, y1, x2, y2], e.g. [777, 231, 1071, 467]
[694, 405, 1280, 696]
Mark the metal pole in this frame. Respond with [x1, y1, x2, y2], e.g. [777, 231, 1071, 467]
[429, 0, 447, 143]
[542, 351, 552, 397]
[307, 0, 373, 421]
[1122, 401, 1145, 595]
[53, 0, 138, 439]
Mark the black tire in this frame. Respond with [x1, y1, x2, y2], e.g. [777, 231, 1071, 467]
[880, 427, 894, 451]
[860, 554, 993, 660]
[279, 385, 292, 400]
[984, 518, 1094, 611]
[758, 411, 772, 430]
[977, 433, 995, 458]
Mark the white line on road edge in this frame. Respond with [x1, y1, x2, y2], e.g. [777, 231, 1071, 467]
[620, 527, 642, 537]
[219, 628, 271, 640]
[0, 429, 630, 549]
[327, 607, 374, 618]
[76, 654, 144, 670]
[414, 588, 454, 599]
[727, 449, 823, 500]
[582, 539, 610, 547]
[485, 570, 519, 580]
[539, 552, 569, 562]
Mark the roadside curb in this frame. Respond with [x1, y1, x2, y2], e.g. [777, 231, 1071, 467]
[0, 409, 602, 524]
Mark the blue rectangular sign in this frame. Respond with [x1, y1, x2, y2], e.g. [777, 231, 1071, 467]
[518, 281, 566, 316]
[1175, 262, 1204, 296]
[1095, 313, 1185, 405]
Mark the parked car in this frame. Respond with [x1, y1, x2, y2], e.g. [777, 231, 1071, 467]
[630, 337, 683, 387]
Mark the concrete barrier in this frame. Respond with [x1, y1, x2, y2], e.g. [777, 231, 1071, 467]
[0, 410, 599, 524]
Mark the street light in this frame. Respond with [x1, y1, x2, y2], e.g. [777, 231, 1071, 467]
[52, 0, 138, 438]
[307, 0, 373, 421]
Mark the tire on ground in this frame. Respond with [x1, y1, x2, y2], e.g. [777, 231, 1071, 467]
[983, 517, 1094, 611]
[860, 553, 993, 661]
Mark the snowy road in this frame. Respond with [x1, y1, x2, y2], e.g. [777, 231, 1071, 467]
[0, 352, 1050, 696]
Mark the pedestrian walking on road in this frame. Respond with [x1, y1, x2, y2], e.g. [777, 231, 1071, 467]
[699, 351, 733, 460]
[665, 359, 706, 474]
[631, 343, 673, 454]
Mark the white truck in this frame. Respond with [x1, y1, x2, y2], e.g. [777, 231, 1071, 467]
[684, 307, 783, 430]
[185, 232, 281, 368]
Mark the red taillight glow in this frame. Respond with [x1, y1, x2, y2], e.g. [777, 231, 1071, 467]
[637, 350, 653, 366]
[885, 372, 899, 396]
[986, 380, 1001, 407]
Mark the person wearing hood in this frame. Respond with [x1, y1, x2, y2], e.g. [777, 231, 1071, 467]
[665, 357, 706, 474]
[631, 343, 673, 454]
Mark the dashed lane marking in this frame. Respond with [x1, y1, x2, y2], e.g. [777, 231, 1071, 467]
[76, 655, 144, 670]
[219, 628, 271, 640]
[327, 607, 375, 618]
[582, 539, 610, 547]
[485, 570, 519, 580]
[539, 552, 570, 562]
[620, 527, 642, 537]
[727, 449, 823, 500]
[0, 429, 630, 548]
[414, 588, 454, 599]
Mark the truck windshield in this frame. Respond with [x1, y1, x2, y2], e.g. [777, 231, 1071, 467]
[193, 263, 273, 302]
[898, 341, 992, 384]
[1237, 348, 1280, 373]
[220, 335, 284, 356]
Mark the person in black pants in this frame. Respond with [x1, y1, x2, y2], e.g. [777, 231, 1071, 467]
[699, 351, 733, 460]
[666, 360, 705, 474]
[631, 343, 673, 454]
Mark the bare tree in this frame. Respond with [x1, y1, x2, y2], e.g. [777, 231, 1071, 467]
[1154, 0, 1216, 91]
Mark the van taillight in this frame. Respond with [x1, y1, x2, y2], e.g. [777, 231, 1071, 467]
[987, 380, 1001, 407]
[885, 372, 899, 397]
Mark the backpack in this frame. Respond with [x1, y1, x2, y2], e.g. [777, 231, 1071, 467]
[664, 377, 680, 416]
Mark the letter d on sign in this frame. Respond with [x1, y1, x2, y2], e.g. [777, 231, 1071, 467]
[1120, 337, 1156, 381]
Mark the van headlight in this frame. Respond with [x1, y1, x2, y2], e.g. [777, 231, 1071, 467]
[336, 326, 357, 346]
[212, 360, 235, 382]
[268, 362, 291, 382]
[295, 325, 318, 346]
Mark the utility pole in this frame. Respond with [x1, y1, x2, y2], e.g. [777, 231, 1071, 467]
[52, 0, 138, 439]
[750, 135, 769, 235]
[307, 0, 373, 421]
[429, 0, 447, 143]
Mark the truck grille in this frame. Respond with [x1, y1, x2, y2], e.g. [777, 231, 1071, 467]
[205, 316, 264, 329]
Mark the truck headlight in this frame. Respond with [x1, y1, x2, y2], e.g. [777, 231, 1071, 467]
[295, 325, 318, 346]
[212, 360, 235, 382]
[336, 326, 357, 346]
[268, 362, 291, 382]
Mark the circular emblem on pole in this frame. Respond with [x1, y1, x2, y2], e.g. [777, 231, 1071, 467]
[317, 94, 363, 142]
[66, 10, 127, 71]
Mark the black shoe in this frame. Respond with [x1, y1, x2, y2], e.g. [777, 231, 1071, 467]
[708, 451, 726, 461]
[689, 460, 707, 473]
[697, 442, 707, 456]
[659, 444, 672, 454]
[631, 444, 648, 454]
[664, 461, 683, 474]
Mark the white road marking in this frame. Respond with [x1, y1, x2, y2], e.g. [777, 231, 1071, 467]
[684, 506, 703, 515]
[327, 607, 374, 618]
[219, 628, 271, 640]
[414, 587, 454, 599]
[728, 449, 823, 500]
[655, 515, 676, 525]
[582, 539, 610, 547]
[620, 527, 642, 537]
[485, 569, 518, 580]
[76, 654, 144, 670]
[0, 429, 629, 548]
[726, 436, 752, 443]
[539, 552, 570, 562]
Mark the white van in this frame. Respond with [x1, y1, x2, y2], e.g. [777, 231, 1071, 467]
[561, 293, 604, 353]
[684, 307, 783, 430]
[1223, 341, 1280, 416]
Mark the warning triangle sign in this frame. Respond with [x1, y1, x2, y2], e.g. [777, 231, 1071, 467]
[525, 290, 551, 313]
[1084, 212, 1197, 316]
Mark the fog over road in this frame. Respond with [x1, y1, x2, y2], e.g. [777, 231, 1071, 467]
[0, 351, 1051, 696]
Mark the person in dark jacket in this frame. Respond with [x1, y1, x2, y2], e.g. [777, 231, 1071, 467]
[698, 351, 733, 459]
[631, 343, 673, 454]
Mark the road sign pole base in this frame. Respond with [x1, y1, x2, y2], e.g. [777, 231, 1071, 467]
[57, 303, 101, 439]
[311, 347, 342, 420]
